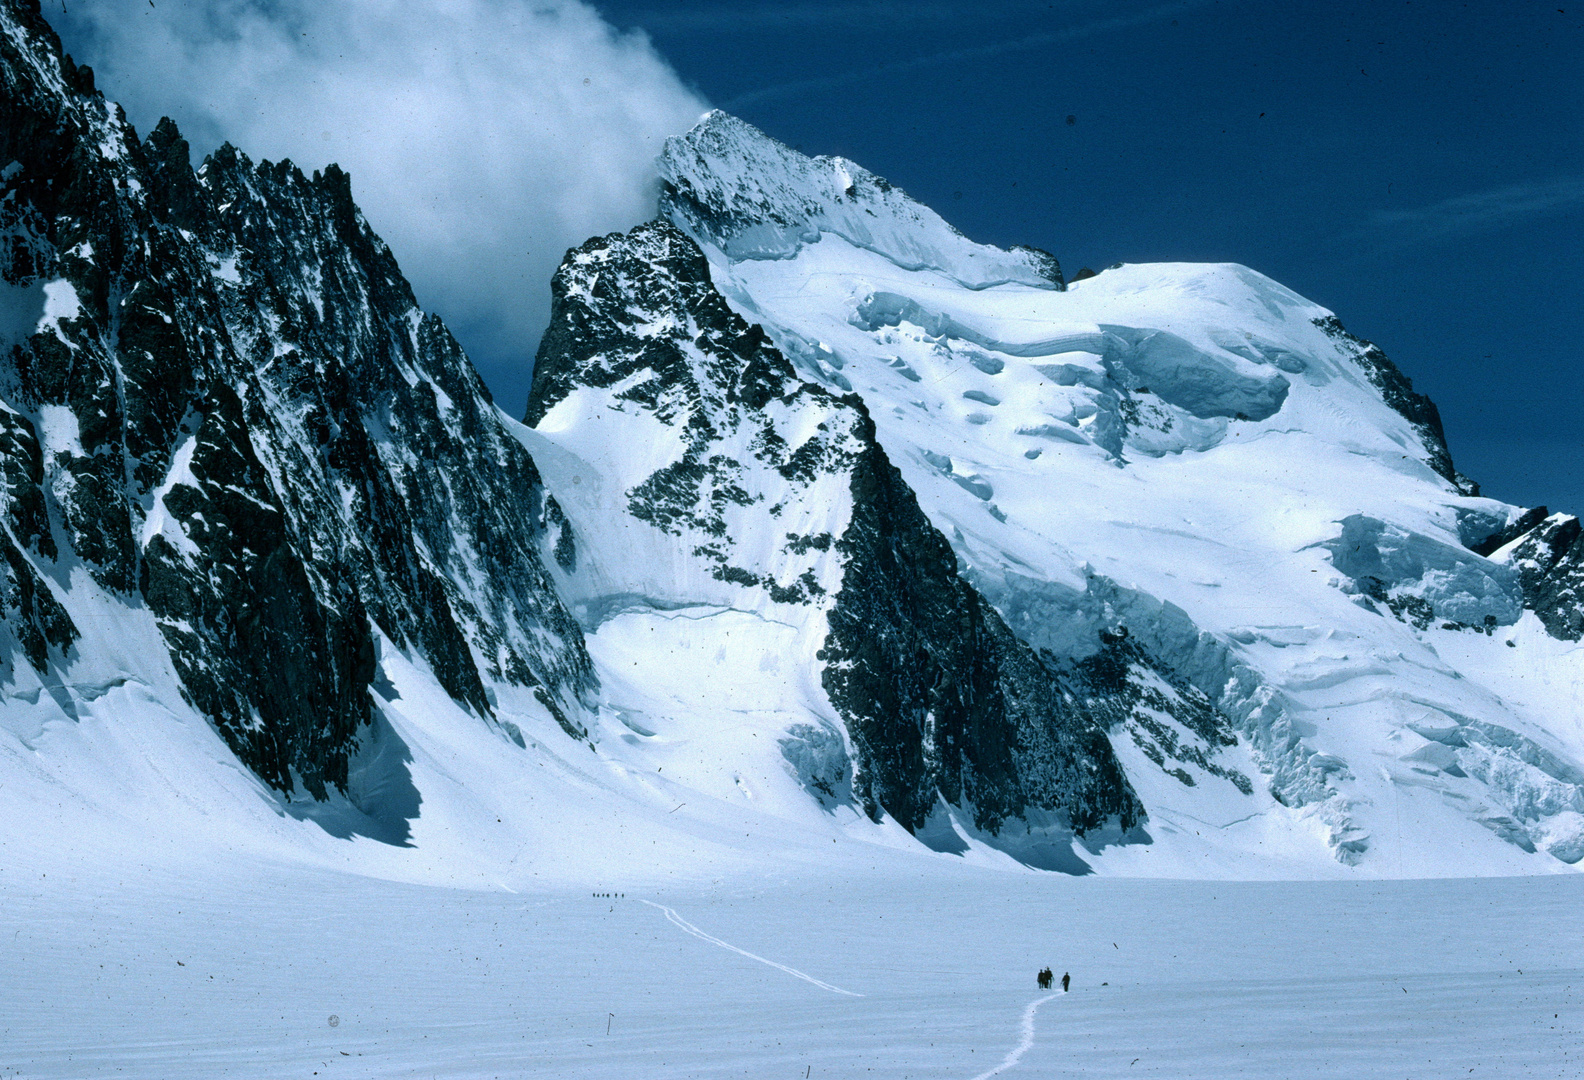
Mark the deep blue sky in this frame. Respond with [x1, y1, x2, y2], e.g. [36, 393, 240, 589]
[594, 0, 1583, 513]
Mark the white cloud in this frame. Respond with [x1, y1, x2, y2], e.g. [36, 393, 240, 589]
[55, 0, 707, 412]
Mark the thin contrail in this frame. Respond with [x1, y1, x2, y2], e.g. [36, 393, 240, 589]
[721, 0, 1210, 110]
[638, 899, 863, 997]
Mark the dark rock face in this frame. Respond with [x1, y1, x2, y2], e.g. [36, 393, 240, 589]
[1065, 629, 1251, 796]
[1467, 506, 1551, 557]
[0, 0, 592, 799]
[1312, 315, 1478, 495]
[529, 218, 851, 601]
[1456, 507, 1584, 642]
[0, 530, 75, 679]
[820, 432, 1140, 834]
[529, 218, 1141, 838]
[1499, 513, 1584, 640]
[1455, 502, 1584, 644]
[1007, 244, 1066, 289]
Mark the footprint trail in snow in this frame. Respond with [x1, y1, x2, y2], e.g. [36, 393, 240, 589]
[639, 899, 863, 997]
[968, 992, 1064, 1080]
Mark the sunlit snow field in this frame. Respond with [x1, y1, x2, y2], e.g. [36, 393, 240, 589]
[4, 857, 1581, 1079]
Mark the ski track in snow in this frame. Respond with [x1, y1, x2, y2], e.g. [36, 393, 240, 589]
[634, 900, 1063, 1074]
[639, 899, 863, 997]
[968, 992, 1063, 1080]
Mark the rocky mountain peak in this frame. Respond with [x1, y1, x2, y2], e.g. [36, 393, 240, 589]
[0, 0, 595, 816]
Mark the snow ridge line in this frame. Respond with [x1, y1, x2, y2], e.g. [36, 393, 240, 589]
[967, 992, 1063, 1080]
[638, 899, 863, 997]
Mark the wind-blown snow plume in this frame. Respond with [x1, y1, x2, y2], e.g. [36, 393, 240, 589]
[52, 0, 707, 404]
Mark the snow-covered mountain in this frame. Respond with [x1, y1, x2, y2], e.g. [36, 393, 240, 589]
[524, 110, 1584, 875]
[522, 217, 1153, 866]
[5, 0, 1584, 882]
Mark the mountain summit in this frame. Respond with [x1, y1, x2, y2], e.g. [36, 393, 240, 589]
[527, 110, 1584, 871]
[658, 110, 1066, 289]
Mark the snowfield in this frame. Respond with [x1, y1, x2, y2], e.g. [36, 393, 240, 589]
[4, 853, 1582, 1078]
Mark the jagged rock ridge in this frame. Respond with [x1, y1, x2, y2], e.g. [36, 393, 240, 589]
[0, 0, 592, 800]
